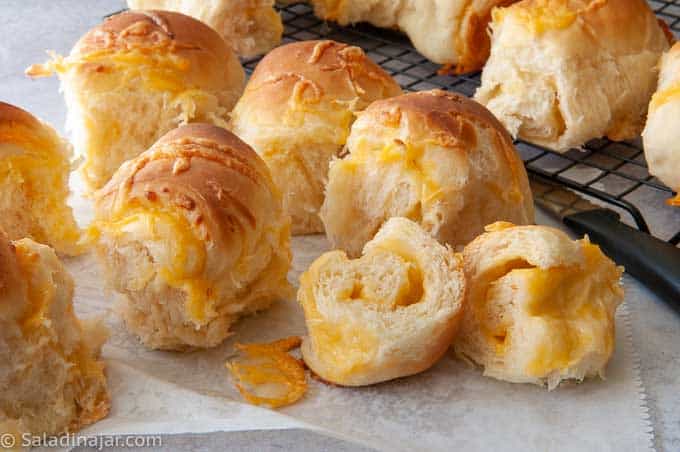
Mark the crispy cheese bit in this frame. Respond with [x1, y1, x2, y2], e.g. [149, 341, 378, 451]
[226, 336, 307, 408]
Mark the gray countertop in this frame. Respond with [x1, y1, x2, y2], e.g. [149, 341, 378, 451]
[1, 1, 678, 451]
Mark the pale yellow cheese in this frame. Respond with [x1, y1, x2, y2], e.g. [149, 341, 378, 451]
[90, 205, 214, 324]
[0, 122, 81, 253]
[649, 81, 680, 112]
[494, 0, 578, 35]
[340, 137, 443, 203]
[298, 260, 380, 381]
[27, 48, 192, 94]
[486, 242, 617, 377]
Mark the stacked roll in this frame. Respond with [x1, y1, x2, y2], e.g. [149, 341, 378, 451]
[91, 124, 292, 350]
[27, 10, 245, 191]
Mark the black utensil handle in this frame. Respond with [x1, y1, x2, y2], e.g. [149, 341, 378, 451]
[564, 209, 680, 310]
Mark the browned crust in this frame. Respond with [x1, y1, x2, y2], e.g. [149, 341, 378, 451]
[449, 0, 521, 74]
[73, 10, 226, 56]
[95, 123, 279, 242]
[0, 102, 40, 129]
[501, 0, 669, 55]
[357, 90, 533, 214]
[580, 0, 670, 54]
[658, 19, 677, 46]
[156, 123, 262, 162]
[361, 89, 515, 145]
[67, 10, 243, 92]
[242, 40, 402, 109]
[98, 123, 269, 197]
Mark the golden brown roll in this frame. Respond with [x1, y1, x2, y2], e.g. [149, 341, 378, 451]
[453, 222, 624, 389]
[127, 0, 283, 58]
[643, 41, 680, 206]
[299, 217, 466, 386]
[475, 0, 671, 152]
[27, 10, 245, 192]
[320, 90, 534, 257]
[0, 102, 81, 255]
[306, 0, 519, 73]
[0, 228, 109, 439]
[230, 40, 402, 235]
[90, 124, 292, 350]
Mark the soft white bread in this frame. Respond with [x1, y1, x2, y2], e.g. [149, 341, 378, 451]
[230, 40, 402, 235]
[306, 0, 520, 73]
[299, 217, 466, 386]
[643, 42, 680, 206]
[0, 102, 81, 256]
[127, 0, 283, 58]
[320, 90, 534, 258]
[453, 221, 624, 389]
[27, 10, 245, 192]
[91, 124, 292, 350]
[0, 229, 109, 438]
[475, 0, 672, 152]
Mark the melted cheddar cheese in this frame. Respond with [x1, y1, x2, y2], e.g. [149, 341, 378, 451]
[28, 48, 229, 192]
[90, 205, 214, 324]
[276, 100, 355, 148]
[523, 243, 616, 376]
[494, 0, 577, 35]
[299, 259, 380, 380]
[11, 238, 108, 423]
[484, 242, 619, 377]
[649, 81, 680, 112]
[27, 48, 192, 94]
[668, 193, 680, 207]
[0, 122, 81, 254]
[226, 337, 307, 408]
[340, 137, 442, 203]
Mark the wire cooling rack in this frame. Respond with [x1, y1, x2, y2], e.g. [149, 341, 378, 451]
[110, 1, 680, 244]
[243, 1, 680, 245]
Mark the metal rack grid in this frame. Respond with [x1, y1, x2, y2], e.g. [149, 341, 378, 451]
[241, 1, 680, 245]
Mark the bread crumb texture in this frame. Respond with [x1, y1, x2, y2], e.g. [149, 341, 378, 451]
[0, 235, 109, 437]
[454, 221, 624, 390]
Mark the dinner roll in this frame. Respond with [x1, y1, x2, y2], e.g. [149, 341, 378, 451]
[127, 0, 283, 58]
[453, 222, 624, 389]
[0, 102, 81, 255]
[320, 90, 534, 258]
[306, 0, 519, 73]
[0, 229, 109, 438]
[299, 217, 466, 386]
[475, 0, 671, 152]
[230, 40, 402, 235]
[27, 10, 245, 191]
[643, 42, 680, 206]
[90, 124, 292, 350]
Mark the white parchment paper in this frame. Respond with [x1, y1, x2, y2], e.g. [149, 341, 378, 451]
[62, 190, 654, 452]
